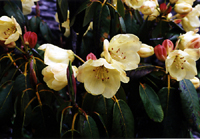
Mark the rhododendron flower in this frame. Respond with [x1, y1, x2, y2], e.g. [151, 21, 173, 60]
[143, 8, 160, 21]
[169, 0, 178, 4]
[21, 0, 39, 15]
[174, 2, 192, 14]
[181, 4, 200, 32]
[137, 43, 154, 58]
[101, 34, 141, 71]
[0, 16, 22, 45]
[140, 1, 157, 15]
[178, 31, 200, 50]
[165, 49, 198, 81]
[42, 63, 78, 91]
[77, 58, 128, 98]
[125, 0, 145, 9]
[38, 43, 74, 65]
[190, 77, 200, 89]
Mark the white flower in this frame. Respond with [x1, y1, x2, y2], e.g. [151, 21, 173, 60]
[21, 0, 39, 15]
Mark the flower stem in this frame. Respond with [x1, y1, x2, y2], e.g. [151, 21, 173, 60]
[74, 54, 85, 63]
[15, 45, 26, 54]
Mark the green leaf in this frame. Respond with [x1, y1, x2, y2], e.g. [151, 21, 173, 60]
[139, 83, 164, 122]
[112, 99, 134, 138]
[56, 0, 68, 23]
[117, 0, 125, 18]
[81, 93, 98, 112]
[83, 2, 100, 27]
[39, 21, 54, 43]
[115, 85, 127, 102]
[28, 16, 41, 33]
[0, 81, 14, 123]
[119, 16, 126, 33]
[179, 79, 200, 132]
[82, 115, 100, 138]
[3, 1, 25, 28]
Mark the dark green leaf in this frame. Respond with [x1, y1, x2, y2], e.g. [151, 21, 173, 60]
[39, 21, 54, 43]
[119, 16, 126, 33]
[56, 0, 68, 23]
[4, 1, 25, 28]
[117, 0, 125, 18]
[139, 83, 164, 122]
[179, 79, 200, 132]
[28, 16, 41, 33]
[112, 99, 134, 138]
[62, 129, 81, 138]
[115, 85, 127, 102]
[82, 115, 99, 138]
[81, 93, 98, 112]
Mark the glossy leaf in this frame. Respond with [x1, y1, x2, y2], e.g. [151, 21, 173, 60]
[82, 115, 100, 138]
[3, 1, 25, 28]
[39, 21, 54, 43]
[179, 79, 200, 132]
[139, 83, 164, 122]
[112, 99, 134, 138]
[119, 16, 126, 33]
[117, 0, 125, 18]
[28, 16, 41, 33]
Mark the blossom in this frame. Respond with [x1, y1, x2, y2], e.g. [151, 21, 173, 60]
[102, 34, 141, 71]
[169, 0, 178, 4]
[55, 11, 70, 37]
[165, 49, 198, 81]
[190, 77, 200, 89]
[137, 43, 154, 58]
[23, 31, 37, 48]
[0, 16, 22, 45]
[38, 43, 74, 65]
[143, 8, 160, 21]
[77, 58, 128, 98]
[21, 0, 39, 15]
[125, 0, 146, 9]
[178, 31, 200, 50]
[140, 1, 157, 15]
[42, 63, 78, 91]
[181, 4, 200, 32]
[174, 2, 192, 14]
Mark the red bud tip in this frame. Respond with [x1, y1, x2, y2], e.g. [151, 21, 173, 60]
[173, 19, 182, 24]
[23, 31, 38, 48]
[154, 44, 167, 62]
[86, 53, 97, 60]
[162, 39, 174, 54]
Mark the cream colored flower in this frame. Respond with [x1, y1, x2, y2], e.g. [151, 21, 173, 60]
[38, 43, 74, 65]
[140, 0, 157, 15]
[21, 0, 39, 15]
[190, 77, 200, 89]
[177, 0, 195, 5]
[174, 2, 192, 14]
[169, 0, 178, 4]
[102, 34, 141, 71]
[42, 63, 78, 91]
[143, 8, 160, 21]
[181, 4, 200, 32]
[165, 49, 198, 81]
[55, 11, 70, 37]
[0, 16, 22, 45]
[137, 43, 154, 58]
[178, 31, 200, 50]
[77, 58, 127, 98]
[125, 0, 146, 9]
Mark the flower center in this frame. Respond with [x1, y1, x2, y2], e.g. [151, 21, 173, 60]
[173, 55, 186, 70]
[93, 66, 109, 81]
[2, 26, 16, 39]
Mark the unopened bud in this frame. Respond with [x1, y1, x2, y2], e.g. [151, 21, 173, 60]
[140, 1, 157, 15]
[160, 3, 172, 15]
[138, 44, 154, 58]
[23, 31, 37, 48]
[30, 57, 37, 86]
[190, 77, 200, 89]
[174, 2, 192, 14]
[162, 39, 174, 54]
[170, 0, 178, 4]
[154, 44, 167, 62]
[86, 53, 97, 60]
[173, 19, 182, 24]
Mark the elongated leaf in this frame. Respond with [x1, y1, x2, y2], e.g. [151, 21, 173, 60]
[82, 115, 100, 138]
[28, 16, 41, 33]
[56, 0, 68, 23]
[179, 79, 200, 132]
[0, 81, 14, 123]
[117, 0, 125, 18]
[39, 21, 54, 43]
[112, 99, 134, 138]
[3, 1, 25, 28]
[83, 2, 100, 27]
[82, 93, 98, 112]
[62, 129, 81, 138]
[139, 83, 164, 122]
[119, 16, 126, 33]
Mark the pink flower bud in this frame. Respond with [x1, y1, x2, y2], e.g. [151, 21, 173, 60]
[162, 39, 174, 54]
[23, 31, 37, 48]
[159, 3, 172, 15]
[154, 44, 167, 62]
[86, 53, 97, 60]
